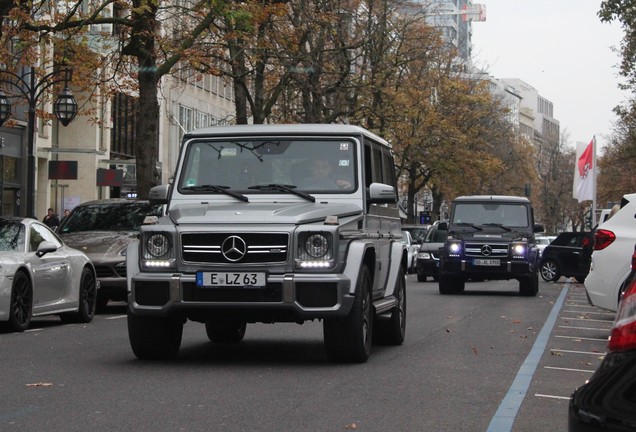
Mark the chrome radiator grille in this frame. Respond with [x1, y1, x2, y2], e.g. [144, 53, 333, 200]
[181, 232, 289, 264]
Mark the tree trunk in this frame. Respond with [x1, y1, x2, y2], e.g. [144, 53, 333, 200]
[134, 68, 160, 199]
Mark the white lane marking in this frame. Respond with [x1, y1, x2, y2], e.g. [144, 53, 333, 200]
[544, 366, 596, 373]
[550, 348, 606, 355]
[106, 315, 127, 320]
[554, 335, 608, 342]
[558, 325, 612, 331]
[560, 317, 614, 323]
[534, 394, 571, 400]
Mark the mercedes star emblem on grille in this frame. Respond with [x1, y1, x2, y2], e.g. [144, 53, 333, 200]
[481, 245, 492, 256]
[221, 235, 247, 262]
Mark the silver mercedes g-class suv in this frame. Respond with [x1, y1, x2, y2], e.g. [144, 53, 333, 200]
[126, 124, 407, 362]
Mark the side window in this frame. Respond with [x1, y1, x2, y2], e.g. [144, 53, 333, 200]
[372, 146, 382, 183]
[381, 148, 396, 187]
[30, 223, 62, 252]
[364, 142, 373, 188]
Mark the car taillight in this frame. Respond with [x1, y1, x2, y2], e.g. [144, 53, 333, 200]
[608, 280, 636, 352]
[594, 229, 616, 251]
[632, 245, 636, 272]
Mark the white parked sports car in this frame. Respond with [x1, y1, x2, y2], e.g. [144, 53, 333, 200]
[0, 217, 97, 332]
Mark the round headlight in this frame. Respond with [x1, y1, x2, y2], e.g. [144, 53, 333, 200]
[146, 234, 170, 258]
[305, 234, 329, 258]
[449, 243, 461, 254]
[513, 244, 526, 255]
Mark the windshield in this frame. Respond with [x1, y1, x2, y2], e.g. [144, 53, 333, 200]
[425, 226, 448, 243]
[58, 202, 163, 233]
[0, 220, 25, 251]
[178, 138, 356, 194]
[451, 203, 530, 228]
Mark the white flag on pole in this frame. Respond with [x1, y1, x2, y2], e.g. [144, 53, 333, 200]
[572, 138, 595, 203]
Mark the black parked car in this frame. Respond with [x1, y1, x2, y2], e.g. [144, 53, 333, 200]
[539, 232, 593, 283]
[568, 246, 636, 430]
[416, 221, 447, 282]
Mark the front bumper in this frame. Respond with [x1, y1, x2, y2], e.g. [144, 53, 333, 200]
[128, 271, 354, 322]
[416, 259, 439, 277]
[442, 259, 534, 280]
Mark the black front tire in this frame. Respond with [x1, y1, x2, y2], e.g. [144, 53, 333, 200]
[519, 272, 539, 297]
[324, 265, 373, 363]
[61, 267, 97, 324]
[438, 273, 465, 294]
[205, 320, 247, 344]
[384, 267, 406, 345]
[7, 271, 33, 332]
[95, 293, 109, 313]
[128, 312, 183, 360]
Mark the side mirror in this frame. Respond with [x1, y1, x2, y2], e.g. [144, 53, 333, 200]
[437, 221, 448, 231]
[367, 183, 397, 204]
[533, 223, 544, 233]
[149, 184, 170, 205]
[36, 241, 58, 257]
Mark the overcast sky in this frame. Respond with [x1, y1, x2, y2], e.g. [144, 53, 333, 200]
[470, 0, 626, 152]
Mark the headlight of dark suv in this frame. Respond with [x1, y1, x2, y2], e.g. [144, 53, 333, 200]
[141, 232, 176, 270]
[296, 232, 335, 270]
[511, 241, 527, 259]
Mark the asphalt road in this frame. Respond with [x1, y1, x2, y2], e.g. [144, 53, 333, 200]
[0, 276, 614, 432]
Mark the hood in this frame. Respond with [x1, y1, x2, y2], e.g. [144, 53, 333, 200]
[59, 231, 137, 255]
[168, 202, 363, 225]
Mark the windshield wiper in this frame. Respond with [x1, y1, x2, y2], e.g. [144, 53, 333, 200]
[248, 184, 316, 203]
[453, 222, 483, 231]
[481, 223, 512, 231]
[182, 184, 249, 202]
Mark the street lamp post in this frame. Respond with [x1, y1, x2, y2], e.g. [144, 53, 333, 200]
[0, 66, 77, 218]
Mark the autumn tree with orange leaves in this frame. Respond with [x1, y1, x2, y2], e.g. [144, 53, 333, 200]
[0, 0, 539, 212]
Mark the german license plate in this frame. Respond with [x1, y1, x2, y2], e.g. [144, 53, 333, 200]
[473, 259, 500, 266]
[196, 272, 266, 288]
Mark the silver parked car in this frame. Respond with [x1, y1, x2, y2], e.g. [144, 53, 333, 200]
[0, 217, 96, 332]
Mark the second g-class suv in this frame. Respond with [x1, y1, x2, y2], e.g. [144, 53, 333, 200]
[126, 124, 408, 362]
[437, 195, 543, 296]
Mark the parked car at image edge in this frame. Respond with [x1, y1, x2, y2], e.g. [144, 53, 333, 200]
[0, 217, 97, 332]
[568, 243, 636, 431]
[402, 224, 429, 245]
[585, 192, 636, 312]
[539, 231, 593, 283]
[535, 235, 556, 258]
[56, 199, 164, 311]
[400, 230, 417, 274]
[416, 221, 448, 282]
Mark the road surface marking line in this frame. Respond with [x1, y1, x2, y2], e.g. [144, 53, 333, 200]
[562, 309, 615, 315]
[554, 335, 608, 342]
[558, 325, 612, 331]
[544, 366, 596, 373]
[106, 315, 127, 320]
[487, 285, 568, 432]
[561, 317, 614, 323]
[550, 348, 606, 355]
[534, 394, 571, 400]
